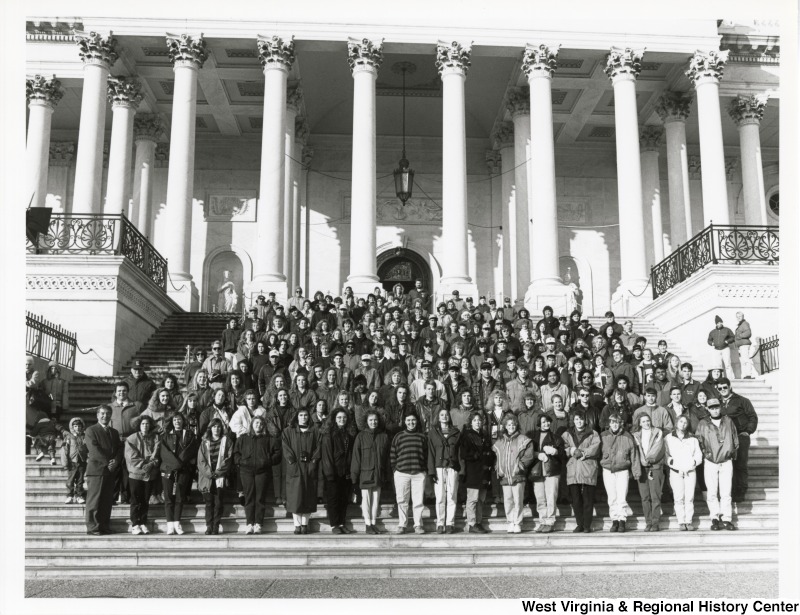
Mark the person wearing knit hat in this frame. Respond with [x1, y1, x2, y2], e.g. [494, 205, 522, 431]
[62, 417, 87, 504]
[707, 315, 736, 380]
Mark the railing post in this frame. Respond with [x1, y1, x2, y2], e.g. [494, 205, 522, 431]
[709, 222, 718, 264]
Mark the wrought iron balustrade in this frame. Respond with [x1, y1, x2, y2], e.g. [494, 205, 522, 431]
[650, 224, 779, 299]
[26, 312, 77, 370]
[757, 335, 779, 374]
[27, 213, 168, 291]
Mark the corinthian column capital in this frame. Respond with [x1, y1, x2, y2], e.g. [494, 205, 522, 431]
[134, 113, 167, 142]
[49, 141, 75, 167]
[74, 30, 119, 69]
[492, 121, 514, 149]
[654, 91, 693, 123]
[347, 37, 383, 75]
[286, 85, 304, 114]
[256, 35, 295, 72]
[505, 87, 530, 118]
[26, 74, 64, 108]
[604, 47, 645, 83]
[166, 33, 209, 69]
[302, 145, 314, 168]
[295, 116, 309, 144]
[435, 41, 472, 76]
[686, 49, 729, 85]
[107, 76, 143, 109]
[639, 125, 664, 152]
[522, 44, 559, 79]
[485, 149, 502, 175]
[728, 93, 769, 126]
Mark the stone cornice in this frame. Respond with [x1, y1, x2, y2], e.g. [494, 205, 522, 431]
[256, 35, 295, 71]
[727, 93, 769, 126]
[491, 122, 514, 149]
[166, 33, 209, 69]
[639, 125, 664, 152]
[347, 37, 384, 75]
[654, 91, 693, 123]
[435, 41, 472, 76]
[604, 47, 645, 82]
[134, 113, 166, 142]
[522, 43, 559, 79]
[686, 49, 730, 85]
[27, 20, 82, 42]
[49, 141, 75, 166]
[505, 86, 530, 118]
[286, 85, 304, 114]
[74, 30, 119, 69]
[107, 76, 143, 109]
[26, 74, 64, 108]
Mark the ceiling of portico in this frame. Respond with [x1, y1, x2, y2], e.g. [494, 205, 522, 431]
[35, 32, 780, 152]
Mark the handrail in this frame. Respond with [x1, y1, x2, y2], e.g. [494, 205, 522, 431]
[757, 335, 779, 374]
[26, 311, 77, 369]
[650, 224, 779, 299]
[26, 212, 168, 291]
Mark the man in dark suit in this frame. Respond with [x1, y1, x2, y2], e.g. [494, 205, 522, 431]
[85, 405, 124, 535]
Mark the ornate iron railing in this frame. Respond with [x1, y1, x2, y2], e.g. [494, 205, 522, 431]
[650, 224, 779, 299]
[757, 334, 779, 374]
[27, 213, 168, 291]
[26, 312, 77, 370]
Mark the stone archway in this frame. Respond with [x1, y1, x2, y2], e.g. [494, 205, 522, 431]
[377, 247, 433, 294]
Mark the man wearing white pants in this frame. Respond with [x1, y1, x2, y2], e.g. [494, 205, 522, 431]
[599, 413, 640, 533]
[695, 398, 739, 531]
[734, 312, 758, 379]
[665, 415, 704, 530]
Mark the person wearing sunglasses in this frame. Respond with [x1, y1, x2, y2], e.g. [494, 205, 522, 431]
[716, 378, 758, 503]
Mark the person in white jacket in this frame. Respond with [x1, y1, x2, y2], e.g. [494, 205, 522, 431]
[665, 415, 703, 531]
[229, 390, 267, 437]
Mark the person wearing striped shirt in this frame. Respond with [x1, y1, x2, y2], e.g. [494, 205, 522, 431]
[390, 414, 428, 534]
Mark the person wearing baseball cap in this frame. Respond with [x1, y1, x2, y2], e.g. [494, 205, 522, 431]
[123, 359, 157, 405]
[354, 353, 381, 391]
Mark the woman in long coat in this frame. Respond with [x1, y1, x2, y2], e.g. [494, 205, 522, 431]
[320, 408, 357, 534]
[351, 410, 390, 534]
[197, 418, 234, 535]
[282, 408, 321, 534]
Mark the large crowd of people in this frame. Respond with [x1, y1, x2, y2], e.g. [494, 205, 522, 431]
[25, 281, 760, 537]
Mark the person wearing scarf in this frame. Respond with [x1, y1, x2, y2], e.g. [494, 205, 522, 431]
[459, 412, 494, 534]
[531, 414, 565, 533]
[599, 412, 640, 533]
[665, 414, 703, 531]
[124, 415, 161, 535]
[234, 416, 281, 534]
[492, 413, 534, 533]
[282, 408, 321, 534]
[427, 409, 462, 534]
[197, 418, 233, 534]
[351, 410, 390, 534]
[159, 413, 198, 535]
[198, 389, 234, 436]
[561, 410, 601, 533]
[632, 414, 666, 531]
[321, 409, 356, 534]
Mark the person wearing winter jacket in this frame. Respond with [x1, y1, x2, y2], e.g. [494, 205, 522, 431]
[351, 410, 391, 534]
[695, 398, 739, 531]
[600, 413, 641, 533]
[717, 378, 758, 503]
[391, 413, 429, 534]
[159, 413, 198, 535]
[428, 409, 462, 534]
[282, 409, 321, 534]
[632, 388, 674, 435]
[493, 413, 534, 534]
[530, 414, 564, 533]
[197, 418, 234, 534]
[124, 415, 161, 535]
[42, 361, 69, 421]
[562, 411, 601, 533]
[234, 416, 282, 535]
[632, 414, 665, 532]
[707, 315, 736, 380]
[321, 409, 356, 534]
[229, 390, 268, 438]
[665, 415, 703, 531]
[61, 417, 87, 504]
[29, 410, 60, 465]
[458, 412, 494, 534]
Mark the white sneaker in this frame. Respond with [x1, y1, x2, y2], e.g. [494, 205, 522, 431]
[507, 524, 514, 533]
[513, 524, 522, 534]
[131, 525, 142, 535]
[35, 453, 44, 461]
[140, 524, 150, 534]
[218, 524, 224, 534]
[64, 496, 74, 504]
[253, 523, 262, 534]
[166, 522, 176, 535]
[50, 458, 57, 466]
[148, 495, 159, 505]
[174, 522, 184, 535]
[76, 496, 86, 504]
[245, 524, 254, 535]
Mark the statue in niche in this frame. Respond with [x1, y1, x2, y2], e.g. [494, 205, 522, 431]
[562, 267, 582, 313]
[217, 270, 238, 313]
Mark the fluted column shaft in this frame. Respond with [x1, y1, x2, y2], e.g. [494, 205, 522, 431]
[292, 119, 308, 290]
[283, 103, 298, 285]
[655, 92, 693, 247]
[131, 114, 165, 238]
[507, 88, 531, 298]
[105, 77, 142, 216]
[640, 126, 665, 263]
[729, 95, 769, 225]
[26, 76, 63, 208]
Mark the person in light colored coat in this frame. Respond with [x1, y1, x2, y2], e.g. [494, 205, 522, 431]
[492, 413, 534, 534]
[124, 415, 161, 535]
[600, 413, 640, 533]
[197, 419, 234, 535]
[665, 415, 704, 531]
[561, 411, 601, 533]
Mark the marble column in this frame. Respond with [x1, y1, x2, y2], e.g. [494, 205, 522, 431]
[346, 37, 383, 296]
[252, 35, 294, 303]
[72, 32, 119, 214]
[640, 125, 665, 264]
[522, 43, 569, 314]
[686, 50, 731, 226]
[104, 77, 142, 216]
[26, 75, 63, 209]
[293, 117, 309, 291]
[728, 94, 769, 225]
[605, 47, 651, 313]
[300, 145, 314, 294]
[654, 92, 693, 246]
[283, 85, 303, 288]
[163, 33, 208, 311]
[486, 149, 503, 303]
[505, 87, 531, 301]
[47, 142, 75, 212]
[436, 41, 478, 301]
[131, 114, 165, 239]
[492, 123, 515, 302]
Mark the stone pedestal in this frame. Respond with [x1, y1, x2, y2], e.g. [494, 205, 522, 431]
[524, 281, 573, 317]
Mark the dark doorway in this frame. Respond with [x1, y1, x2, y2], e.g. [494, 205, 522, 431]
[377, 248, 433, 294]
